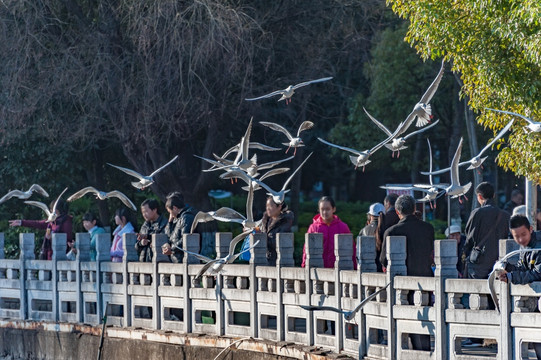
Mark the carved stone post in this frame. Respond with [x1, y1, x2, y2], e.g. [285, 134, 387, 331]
[19, 233, 35, 320]
[215, 233, 231, 336]
[122, 233, 138, 327]
[0, 233, 4, 259]
[250, 232, 267, 338]
[385, 235, 407, 360]
[335, 234, 354, 352]
[95, 233, 111, 323]
[305, 233, 324, 345]
[75, 233, 90, 323]
[500, 238, 518, 359]
[183, 233, 200, 334]
[357, 235, 377, 357]
[51, 233, 67, 321]
[276, 233, 294, 341]
[434, 239, 458, 360]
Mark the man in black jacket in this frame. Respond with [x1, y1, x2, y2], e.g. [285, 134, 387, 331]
[464, 182, 510, 279]
[379, 195, 434, 351]
[162, 192, 197, 263]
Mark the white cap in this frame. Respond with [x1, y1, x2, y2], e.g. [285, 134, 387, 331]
[445, 225, 461, 237]
[368, 203, 385, 216]
[512, 205, 526, 216]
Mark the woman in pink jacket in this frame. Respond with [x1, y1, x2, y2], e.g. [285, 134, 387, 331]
[301, 196, 356, 269]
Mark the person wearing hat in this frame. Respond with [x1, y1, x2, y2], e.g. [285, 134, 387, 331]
[359, 203, 385, 237]
[445, 224, 466, 278]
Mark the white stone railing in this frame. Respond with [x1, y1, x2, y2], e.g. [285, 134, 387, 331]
[0, 231, 540, 359]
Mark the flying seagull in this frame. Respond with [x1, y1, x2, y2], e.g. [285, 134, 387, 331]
[107, 155, 179, 190]
[180, 230, 259, 283]
[317, 136, 391, 171]
[67, 187, 136, 211]
[406, 60, 445, 128]
[245, 77, 333, 104]
[224, 153, 313, 204]
[300, 282, 390, 321]
[24, 187, 68, 223]
[0, 184, 49, 205]
[364, 107, 440, 158]
[488, 248, 540, 312]
[421, 118, 514, 175]
[259, 121, 314, 155]
[413, 139, 448, 208]
[444, 137, 472, 202]
[487, 108, 541, 133]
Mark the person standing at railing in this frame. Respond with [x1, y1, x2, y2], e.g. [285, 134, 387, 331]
[498, 214, 541, 358]
[9, 198, 73, 260]
[359, 203, 384, 237]
[76, 212, 106, 261]
[301, 196, 356, 269]
[375, 194, 399, 272]
[135, 198, 167, 262]
[110, 208, 137, 262]
[259, 196, 294, 266]
[379, 194, 434, 351]
[464, 182, 510, 280]
[161, 192, 196, 263]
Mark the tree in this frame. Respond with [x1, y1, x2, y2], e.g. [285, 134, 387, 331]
[388, 0, 541, 182]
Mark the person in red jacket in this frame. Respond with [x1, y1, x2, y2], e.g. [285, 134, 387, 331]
[9, 198, 73, 260]
[301, 196, 356, 269]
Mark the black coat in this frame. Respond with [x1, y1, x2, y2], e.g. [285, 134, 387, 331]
[165, 206, 196, 263]
[135, 214, 168, 262]
[260, 210, 293, 266]
[380, 214, 435, 277]
[464, 199, 510, 278]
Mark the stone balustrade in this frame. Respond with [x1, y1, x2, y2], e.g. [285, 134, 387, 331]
[0, 231, 540, 359]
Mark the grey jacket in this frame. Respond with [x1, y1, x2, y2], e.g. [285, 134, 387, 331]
[505, 231, 541, 285]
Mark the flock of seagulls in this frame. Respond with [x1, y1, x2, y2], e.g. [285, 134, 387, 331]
[3, 64, 538, 317]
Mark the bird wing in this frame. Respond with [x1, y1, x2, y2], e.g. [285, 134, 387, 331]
[0, 190, 25, 204]
[245, 89, 287, 101]
[379, 185, 418, 191]
[291, 76, 333, 90]
[299, 305, 344, 315]
[246, 183, 254, 222]
[67, 187, 98, 202]
[248, 142, 281, 152]
[259, 167, 290, 181]
[260, 121, 293, 141]
[449, 138, 464, 186]
[232, 239, 260, 262]
[297, 121, 314, 136]
[350, 282, 390, 318]
[107, 190, 137, 211]
[228, 229, 254, 257]
[317, 137, 362, 156]
[191, 211, 217, 233]
[107, 163, 144, 180]
[257, 155, 294, 171]
[29, 184, 49, 198]
[486, 108, 536, 126]
[24, 201, 51, 217]
[403, 119, 440, 140]
[420, 167, 452, 176]
[195, 155, 234, 172]
[427, 138, 434, 186]
[419, 60, 445, 104]
[182, 248, 214, 263]
[281, 152, 313, 191]
[487, 270, 500, 312]
[236, 118, 253, 165]
[363, 107, 392, 137]
[499, 248, 540, 263]
[212, 207, 246, 223]
[52, 188, 68, 215]
[477, 118, 514, 157]
[149, 155, 179, 177]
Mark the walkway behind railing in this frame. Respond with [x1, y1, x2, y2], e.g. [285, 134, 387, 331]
[0, 231, 540, 359]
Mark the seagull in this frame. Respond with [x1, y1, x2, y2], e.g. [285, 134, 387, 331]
[421, 118, 514, 175]
[444, 137, 472, 202]
[179, 230, 259, 282]
[245, 77, 333, 104]
[24, 187, 68, 223]
[239, 167, 291, 192]
[67, 187, 136, 211]
[317, 136, 390, 171]
[259, 121, 314, 155]
[487, 108, 541, 133]
[300, 282, 390, 321]
[488, 248, 540, 312]
[364, 107, 440, 158]
[107, 155, 178, 190]
[206, 142, 281, 171]
[190, 183, 260, 233]
[407, 60, 445, 128]
[224, 153, 313, 204]
[0, 184, 49, 204]
[413, 139, 448, 208]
